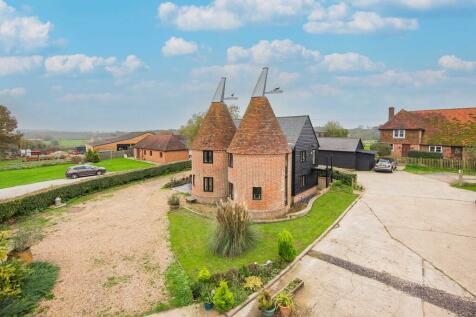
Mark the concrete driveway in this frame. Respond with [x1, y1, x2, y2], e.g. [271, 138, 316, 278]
[236, 171, 476, 317]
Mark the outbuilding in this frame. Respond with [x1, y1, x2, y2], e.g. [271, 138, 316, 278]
[317, 137, 376, 171]
[134, 134, 189, 164]
[89, 131, 154, 152]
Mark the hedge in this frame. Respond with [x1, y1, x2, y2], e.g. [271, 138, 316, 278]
[316, 169, 357, 186]
[407, 150, 443, 159]
[0, 160, 191, 223]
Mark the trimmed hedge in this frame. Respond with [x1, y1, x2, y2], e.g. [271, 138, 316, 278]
[332, 170, 357, 186]
[407, 150, 443, 159]
[0, 160, 191, 223]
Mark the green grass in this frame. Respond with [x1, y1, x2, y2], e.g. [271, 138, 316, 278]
[452, 183, 476, 192]
[404, 164, 476, 175]
[168, 187, 358, 277]
[0, 262, 59, 316]
[42, 139, 88, 149]
[0, 158, 154, 189]
[0, 159, 22, 168]
[165, 262, 193, 307]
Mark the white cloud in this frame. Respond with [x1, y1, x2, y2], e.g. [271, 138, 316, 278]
[45, 54, 116, 74]
[0, 0, 53, 51]
[350, 0, 471, 10]
[105, 55, 147, 77]
[227, 39, 320, 63]
[304, 10, 418, 34]
[0, 87, 26, 97]
[338, 69, 446, 87]
[321, 52, 384, 72]
[60, 92, 121, 103]
[162, 37, 198, 57]
[157, 0, 313, 31]
[438, 55, 475, 72]
[0, 55, 43, 76]
[310, 84, 341, 96]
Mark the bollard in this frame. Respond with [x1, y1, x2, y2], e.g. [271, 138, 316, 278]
[458, 169, 463, 186]
[54, 197, 62, 206]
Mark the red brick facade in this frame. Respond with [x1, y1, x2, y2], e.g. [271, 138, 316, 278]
[191, 150, 229, 204]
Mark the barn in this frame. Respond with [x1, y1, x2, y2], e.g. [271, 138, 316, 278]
[317, 137, 376, 171]
[89, 132, 153, 152]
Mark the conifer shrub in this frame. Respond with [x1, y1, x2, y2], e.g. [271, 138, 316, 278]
[212, 280, 235, 312]
[277, 230, 297, 262]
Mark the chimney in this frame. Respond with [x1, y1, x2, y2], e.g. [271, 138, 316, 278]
[388, 106, 395, 121]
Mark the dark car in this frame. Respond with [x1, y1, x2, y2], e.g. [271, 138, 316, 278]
[374, 158, 397, 173]
[65, 164, 106, 179]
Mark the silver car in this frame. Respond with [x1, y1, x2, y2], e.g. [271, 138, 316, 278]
[374, 158, 397, 173]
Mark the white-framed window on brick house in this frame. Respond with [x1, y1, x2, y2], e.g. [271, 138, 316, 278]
[252, 187, 262, 200]
[312, 149, 317, 165]
[429, 145, 442, 153]
[393, 129, 405, 138]
[203, 177, 213, 192]
[300, 150, 306, 162]
[300, 175, 307, 188]
[203, 150, 213, 163]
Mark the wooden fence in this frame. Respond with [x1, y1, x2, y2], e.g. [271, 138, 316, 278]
[397, 157, 476, 170]
[98, 149, 133, 160]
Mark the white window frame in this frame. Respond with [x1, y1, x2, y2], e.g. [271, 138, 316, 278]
[429, 145, 442, 153]
[393, 129, 405, 139]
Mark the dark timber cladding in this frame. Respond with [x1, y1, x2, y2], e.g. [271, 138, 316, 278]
[317, 137, 376, 171]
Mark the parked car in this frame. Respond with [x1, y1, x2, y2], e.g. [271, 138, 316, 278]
[65, 164, 106, 179]
[374, 158, 397, 173]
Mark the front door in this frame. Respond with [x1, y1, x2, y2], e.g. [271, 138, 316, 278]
[452, 147, 463, 159]
[402, 144, 411, 157]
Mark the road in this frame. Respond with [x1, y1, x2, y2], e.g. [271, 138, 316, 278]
[236, 171, 476, 317]
[0, 178, 87, 201]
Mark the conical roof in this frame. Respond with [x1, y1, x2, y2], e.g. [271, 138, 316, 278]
[191, 78, 236, 151]
[228, 96, 291, 154]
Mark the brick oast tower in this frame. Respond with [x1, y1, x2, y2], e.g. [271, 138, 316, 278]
[228, 67, 292, 218]
[191, 78, 237, 204]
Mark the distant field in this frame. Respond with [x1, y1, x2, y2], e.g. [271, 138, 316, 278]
[42, 139, 89, 149]
[0, 159, 22, 168]
[0, 158, 154, 189]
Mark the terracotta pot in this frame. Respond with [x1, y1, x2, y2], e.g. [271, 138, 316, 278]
[9, 248, 33, 264]
[278, 305, 291, 317]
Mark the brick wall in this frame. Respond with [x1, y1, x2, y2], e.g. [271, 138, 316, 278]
[380, 129, 421, 145]
[292, 186, 317, 205]
[135, 149, 189, 164]
[191, 150, 228, 204]
[228, 154, 291, 215]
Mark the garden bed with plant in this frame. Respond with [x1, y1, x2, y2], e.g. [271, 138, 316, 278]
[165, 182, 357, 314]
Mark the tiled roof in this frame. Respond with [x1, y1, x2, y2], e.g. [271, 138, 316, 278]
[228, 97, 291, 155]
[380, 107, 476, 146]
[317, 137, 363, 152]
[191, 102, 236, 151]
[135, 134, 187, 151]
[90, 131, 152, 146]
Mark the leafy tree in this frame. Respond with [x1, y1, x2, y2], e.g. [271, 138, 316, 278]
[370, 142, 392, 157]
[0, 105, 22, 158]
[85, 149, 100, 163]
[227, 104, 241, 120]
[179, 112, 204, 147]
[324, 121, 348, 137]
[50, 139, 60, 147]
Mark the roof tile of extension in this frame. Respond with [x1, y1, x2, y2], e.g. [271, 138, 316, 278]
[379, 107, 476, 146]
[135, 134, 187, 151]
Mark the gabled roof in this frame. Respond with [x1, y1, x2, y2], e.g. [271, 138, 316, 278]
[380, 107, 476, 146]
[135, 134, 187, 151]
[228, 97, 291, 155]
[91, 131, 152, 146]
[234, 115, 313, 148]
[317, 137, 363, 152]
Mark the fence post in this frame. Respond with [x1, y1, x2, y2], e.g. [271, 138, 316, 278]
[458, 170, 463, 186]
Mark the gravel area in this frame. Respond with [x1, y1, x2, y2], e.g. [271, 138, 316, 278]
[32, 173, 188, 316]
[309, 250, 476, 317]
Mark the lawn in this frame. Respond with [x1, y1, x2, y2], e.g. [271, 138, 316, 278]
[404, 164, 476, 175]
[168, 186, 358, 277]
[42, 139, 88, 149]
[0, 158, 154, 189]
[452, 183, 476, 192]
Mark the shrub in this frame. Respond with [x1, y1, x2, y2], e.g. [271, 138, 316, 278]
[197, 267, 211, 283]
[167, 194, 180, 207]
[277, 230, 297, 262]
[162, 176, 191, 189]
[0, 231, 11, 262]
[243, 276, 262, 292]
[257, 290, 274, 310]
[407, 150, 443, 159]
[85, 149, 100, 163]
[11, 227, 43, 252]
[332, 170, 357, 187]
[212, 280, 235, 312]
[165, 262, 193, 307]
[0, 260, 28, 301]
[211, 200, 256, 257]
[0, 160, 191, 223]
[70, 155, 85, 164]
[370, 142, 391, 157]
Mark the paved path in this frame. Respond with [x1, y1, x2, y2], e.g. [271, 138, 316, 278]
[236, 171, 476, 317]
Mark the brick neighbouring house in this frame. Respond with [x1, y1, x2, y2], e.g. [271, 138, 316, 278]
[191, 68, 320, 219]
[134, 134, 189, 164]
[379, 106, 476, 159]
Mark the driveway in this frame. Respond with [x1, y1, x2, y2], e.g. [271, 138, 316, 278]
[0, 178, 85, 201]
[236, 171, 476, 317]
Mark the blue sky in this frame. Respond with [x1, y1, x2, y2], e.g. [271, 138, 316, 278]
[0, 0, 475, 131]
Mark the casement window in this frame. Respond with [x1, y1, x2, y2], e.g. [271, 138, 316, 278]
[228, 153, 233, 168]
[312, 149, 317, 165]
[300, 175, 307, 188]
[160, 152, 163, 158]
[143, 149, 146, 155]
[149, 151, 152, 156]
[429, 145, 442, 153]
[300, 150, 306, 162]
[228, 182, 234, 200]
[192, 174, 195, 186]
[203, 150, 213, 163]
[203, 177, 213, 192]
[252, 187, 262, 200]
[393, 129, 405, 139]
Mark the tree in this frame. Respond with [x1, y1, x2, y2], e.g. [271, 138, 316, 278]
[179, 112, 204, 146]
[227, 104, 241, 120]
[0, 105, 22, 158]
[324, 121, 348, 137]
[370, 142, 391, 157]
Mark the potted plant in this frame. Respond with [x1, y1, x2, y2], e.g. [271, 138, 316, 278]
[8, 228, 42, 264]
[257, 290, 276, 316]
[274, 291, 294, 317]
[168, 194, 180, 209]
[201, 286, 214, 311]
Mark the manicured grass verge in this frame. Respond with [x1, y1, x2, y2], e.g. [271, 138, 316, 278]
[452, 183, 476, 192]
[404, 164, 476, 175]
[168, 186, 358, 277]
[0, 158, 154, 189]
[0, 262, 59, 316]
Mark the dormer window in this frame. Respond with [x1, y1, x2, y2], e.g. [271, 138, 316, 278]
[393, 129, 405, 139]
[203, 150, 213, 163]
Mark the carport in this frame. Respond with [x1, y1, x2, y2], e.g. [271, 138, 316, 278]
[317, 137, 376, 171]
